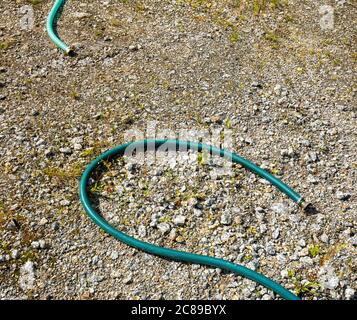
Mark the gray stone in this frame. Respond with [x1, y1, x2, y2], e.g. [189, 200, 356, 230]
[51, 222, 60, 231]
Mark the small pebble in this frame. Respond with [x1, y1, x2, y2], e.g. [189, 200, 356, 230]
[220, 212, 232, 225]
[123, 275, 133, 285]
[157, 223, 170, 235]
[59, 147, 72, 155]
[11, 249, 20, 259]
[336, 191, 351, 201]
[173, 215, 186, 226]
[110, 251, 119, 260]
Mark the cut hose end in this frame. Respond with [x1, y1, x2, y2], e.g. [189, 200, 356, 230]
[299, 199, 317, 215]
[65, 47, 76, 56]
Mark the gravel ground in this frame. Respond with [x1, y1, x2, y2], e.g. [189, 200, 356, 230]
[0, 0, 356, 300]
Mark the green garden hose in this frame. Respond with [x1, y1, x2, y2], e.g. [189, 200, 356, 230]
[47, 0, 72, 53]
[48, 1, 303, 300]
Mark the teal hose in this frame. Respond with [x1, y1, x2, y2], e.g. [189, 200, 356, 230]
[47, 0, 71, 53]
[48, 1, 302, 300]
[79, 140, 301, 300]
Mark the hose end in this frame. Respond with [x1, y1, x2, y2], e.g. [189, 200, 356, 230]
[65, 47, 76, 56]
[299, 199, 317, 215]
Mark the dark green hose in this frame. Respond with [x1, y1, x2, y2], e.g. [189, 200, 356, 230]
[48, 1, 302, 300]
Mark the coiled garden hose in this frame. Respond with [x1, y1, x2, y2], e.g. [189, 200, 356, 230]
[48, 1, 305, 300]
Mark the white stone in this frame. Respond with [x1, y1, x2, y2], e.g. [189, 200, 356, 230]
[11, 249, 20, 259]
[271, 202, 289, 215]
[173, 215, 186, 226]
[110, 251, 119, 260]
[272, 228, 280, 239]
[39, 239, 46, 249]
[39, 217, 48, 226]
[220, 212, 232, 225]
[325, 276, 339, 289]
[31, 241, 40, 249]
[60, 199, 71, 206]
[138, 225, 146, 237]
[345, 288, 355, 300]
[157, 223, 170, 235]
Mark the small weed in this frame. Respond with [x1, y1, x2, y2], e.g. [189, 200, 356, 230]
[265, 31, 279, 49]
[93, 27, 105, 38]
[288, 268, 321, 297]
[89, 182, 105, 193]
[80, 149, 94, 158]
[20, 249, 39, 264]
[243, 254, 253, 262]
[110, 18, 122, 27]
[287, 269, 296, 279]
[230, 31, 239, 43]
[294, 281, 321, 297]
[69, 89, 80, 100]
[246, 226, 257, 236]
[320, 243, 347, 266]
[225, 117, 232, 129]
[308, 244, 321, 258]
[44, 163, 83, 180]
[0, 38, 15, 51]
[197, 152, 205, 167]
[158, 216, 171, 223]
